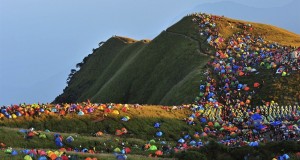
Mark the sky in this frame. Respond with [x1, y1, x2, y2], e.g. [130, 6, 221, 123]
[0, 0, 299, 105]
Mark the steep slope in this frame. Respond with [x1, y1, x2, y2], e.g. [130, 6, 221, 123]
[55, 14, 300, 105]
[54, 16, 212, 105]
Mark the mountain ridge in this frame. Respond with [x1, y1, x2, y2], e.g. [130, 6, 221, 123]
[54, 14, 300, 105]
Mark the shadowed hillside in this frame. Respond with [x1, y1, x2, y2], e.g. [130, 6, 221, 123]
[54, 14, 300, 105]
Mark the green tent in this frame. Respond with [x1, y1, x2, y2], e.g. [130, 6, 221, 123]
[5, 148, 12, 154]
[24, 155, 33, 160]
[214, 122, 220, 128]
[39, 133, 47, 139]
[149, 139, 156, 144]
[114, 147, 121, 153]
[149, 145, 157, 151]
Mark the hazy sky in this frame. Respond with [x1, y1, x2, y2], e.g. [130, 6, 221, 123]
[0, 0, 299, 105]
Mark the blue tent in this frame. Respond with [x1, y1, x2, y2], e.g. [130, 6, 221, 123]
[249, 141, 259, 147]
[156, 131, 163, 137]
[184, 134, 191, 139]
[178, 138, 185, 143]
[200, 117, 207, 123]
[19, 129, 27, 133]
[197, 141, 203, 146]
[82, 148, 88, 152]
[270, 121, 282, 126]
[22, 149, 29, 154]
[282, 154, 290, 159]
[251, 113, 262, 120]
[116, 154, 126, 160]
[78, 111, 84, 116]
[200, 85, 205, 91]
[66, 136, 74, 143]
[55, 141, 63, 147]
[255, 124, 265, 131]
[121, 117, 129, 121]
[11, 150, 18, 156]
[189, 140, 196, 146]
[38, 156, 48, 160]
[55, 137, 62, 142]
[154, 122, 160, 128]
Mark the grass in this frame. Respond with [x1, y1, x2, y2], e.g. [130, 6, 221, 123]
[215, 17, 300, 47]
[54, 15, 211, 105]
[0, 106, 200, 141]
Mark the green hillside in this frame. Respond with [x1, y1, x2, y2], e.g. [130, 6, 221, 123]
[54, 16, 212, 105]
[54, 14, 300, 105]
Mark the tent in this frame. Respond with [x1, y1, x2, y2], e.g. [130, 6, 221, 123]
[178, 138, 185, 143]
[251, 113, 262, 120]
[39, 150, 46, 156]
[115, 130, 123, 136]
[95, 131, 103, 137]
[200, 117, 207, 123]
[66, 136, 74, 143]
[270, 121, 282, 126]
[156, 131, 163, 137]
[249, 141, 259, 147]
[149, 145, 157, 151]
[121, 116, 130, 121]
[78, 110, 84, 116]
[189, 140, 197, 146]
[114, 147, 121, 153]
[38, 156, 48, 160]
[125, 147, 131, 154]
[155, 150, 163, 156]
[116, 154, 127, 160]
[254, 82, 260, 88]
[39, 133, 47, 139]
[24, 155, 33, 160]
[11, 150, 18, 156]
[112, 110, 120, 115]
[5, 148, 12, 154]
[154, 122, 160, 128]
[149, 139, 156, 144]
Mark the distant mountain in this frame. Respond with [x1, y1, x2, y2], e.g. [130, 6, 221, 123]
[54, 14, 300, 105]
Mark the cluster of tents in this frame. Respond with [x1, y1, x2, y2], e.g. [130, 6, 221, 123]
[2, 147, 95, 160]
[0, 103, 131, 120]
[181, 13, 300, 148]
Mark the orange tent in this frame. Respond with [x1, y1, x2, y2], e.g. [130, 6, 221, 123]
[115, 130, 123, 136]
[96, 131, 103, 137]
[240, 101, 245, 106]
[59, 110, 66, 116]
[155, 150, 163, 156]
[254, 82, 260, 88]
[239, 71, 245, 76]
[244, 87, 250, 91]
[49, 153, 57, 160]
[246, 99, 251, 104]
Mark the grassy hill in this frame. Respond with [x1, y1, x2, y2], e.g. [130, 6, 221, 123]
[54, 14, 300, 105]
